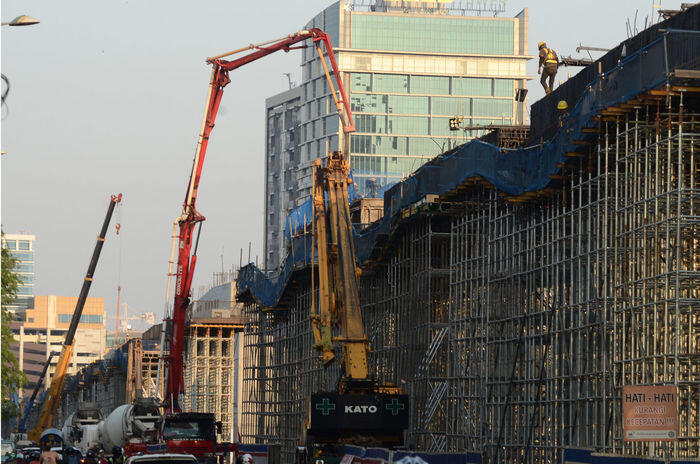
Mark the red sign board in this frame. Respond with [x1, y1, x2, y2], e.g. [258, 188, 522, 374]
[622, 385, 678, 441]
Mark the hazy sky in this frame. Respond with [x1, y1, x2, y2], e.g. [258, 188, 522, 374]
[1, 0, 682, 332]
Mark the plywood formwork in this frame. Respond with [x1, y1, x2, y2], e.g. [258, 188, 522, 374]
[241, 91, 698, 463]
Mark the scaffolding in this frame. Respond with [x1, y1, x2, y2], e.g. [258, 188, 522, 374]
[182, 319, 244, 442]
[241, 90, 698, 462]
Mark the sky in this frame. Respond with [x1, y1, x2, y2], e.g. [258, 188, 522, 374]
[1, 0, 684, 332]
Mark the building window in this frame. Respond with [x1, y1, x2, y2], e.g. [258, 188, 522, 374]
[18, 240, 30, 251]
[410, 75, 449, 95]
[3, 240, 16, 250]
[17, 287, 33, 296]
[374, 74, 409, 94]
[57, 314, 103, 324]
[16, 263, 33, 273]
[11, 252, 33, 261]
[351, 15, 514, 55]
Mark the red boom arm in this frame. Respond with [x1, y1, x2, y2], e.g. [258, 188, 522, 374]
[165, 28, 355, 412]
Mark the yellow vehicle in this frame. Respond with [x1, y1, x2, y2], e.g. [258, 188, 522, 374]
[300, 152, 408, 464]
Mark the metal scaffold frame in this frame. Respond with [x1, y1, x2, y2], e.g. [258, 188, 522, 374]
[242, 283, 339, 462]
[183, 323, 239, 440]
[241, 90, 698, 463]
[446, 93, 698, 462]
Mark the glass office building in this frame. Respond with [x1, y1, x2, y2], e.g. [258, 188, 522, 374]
[2, 233, 36, 312]
[265, 0, 530, 267]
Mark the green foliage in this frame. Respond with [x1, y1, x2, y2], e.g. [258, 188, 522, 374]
[1, 233, 27, 419]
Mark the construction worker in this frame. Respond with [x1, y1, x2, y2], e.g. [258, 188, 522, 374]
[538, 42, 559, 94]
[557, 100, 569, 126]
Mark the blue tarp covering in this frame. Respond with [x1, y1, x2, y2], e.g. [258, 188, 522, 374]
[238, 444, 270, 454]
[565, 449, 594, 464]
[564, 449, 699, 464]
[237, 32, 680, 309]
[343, 446, 480, 464]
[365, 448, 392, 461]
[392, 452, 481, 464]
[285, 171, 360, 240]
[592, 455, 663, 464]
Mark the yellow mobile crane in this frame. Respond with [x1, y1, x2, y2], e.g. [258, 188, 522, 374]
[29, 194, 122, 442]
[301, 152, 408, 463]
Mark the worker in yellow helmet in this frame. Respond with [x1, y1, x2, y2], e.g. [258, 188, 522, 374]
[538, 41, 559, 94]
[557, 100, 569, 127]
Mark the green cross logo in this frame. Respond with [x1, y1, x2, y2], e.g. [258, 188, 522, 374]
[385, 398, 405, 415]
[316, 398, 336, 415]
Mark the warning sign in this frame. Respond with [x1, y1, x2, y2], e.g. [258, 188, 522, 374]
[622, 385, 678, 441]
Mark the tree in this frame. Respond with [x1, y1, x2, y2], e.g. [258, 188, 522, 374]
[1, 234, 27, 419]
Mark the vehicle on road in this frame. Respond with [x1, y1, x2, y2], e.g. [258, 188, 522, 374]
[1, 441, 13, 457]
[125, 453, 198, 464]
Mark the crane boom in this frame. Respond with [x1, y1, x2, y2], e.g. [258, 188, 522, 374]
[17, 351, 57, 434]
[311, 152, 368, 386]
[164, 28, 354, 412]
[303, 153, 407, 459]
[29, 194, 122, 441]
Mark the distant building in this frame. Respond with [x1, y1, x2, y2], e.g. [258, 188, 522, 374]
[2, 233, 36, 313]
[264, 86, 304, 266]
[106, 332, 143, 349]
[264, 0, 531, 268]
[11, 295, 106, 398]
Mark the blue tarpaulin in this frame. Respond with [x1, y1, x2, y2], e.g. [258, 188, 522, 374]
[237, 32, 685, 310]
[564, 449, 699, 464]
[343, 446, 481, 464]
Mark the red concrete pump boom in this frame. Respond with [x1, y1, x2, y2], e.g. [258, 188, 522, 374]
[164, 28, 355, 412]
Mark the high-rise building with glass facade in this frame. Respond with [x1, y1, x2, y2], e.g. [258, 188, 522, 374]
[2, 233, 36, 312]
[265, 0, 530, 268]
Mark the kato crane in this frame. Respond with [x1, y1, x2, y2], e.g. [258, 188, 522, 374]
[298, 152, 408, 464]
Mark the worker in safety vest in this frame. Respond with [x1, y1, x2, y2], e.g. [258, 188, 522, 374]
[557, 100, 569, 126]
[538, 42, 559, 94]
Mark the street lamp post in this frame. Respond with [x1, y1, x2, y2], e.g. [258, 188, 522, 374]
[1, 15, 40, 26]
[2, 13, 40, 152]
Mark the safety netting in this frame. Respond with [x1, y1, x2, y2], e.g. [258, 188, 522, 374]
[237, 30, 691, 309]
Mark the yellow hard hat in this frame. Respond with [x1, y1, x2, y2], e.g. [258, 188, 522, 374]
[538, 41, 546, 49]
[557, 100, 569, 110]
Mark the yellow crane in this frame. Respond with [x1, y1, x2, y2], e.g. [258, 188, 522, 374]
[28, 194, 122, 442]
[301, 152, 407, 462]
[311, 152, 372, 388]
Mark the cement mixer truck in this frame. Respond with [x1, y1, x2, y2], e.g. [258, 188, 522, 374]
[98, 398, 163, 456]
[62, 402, 104, 447]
